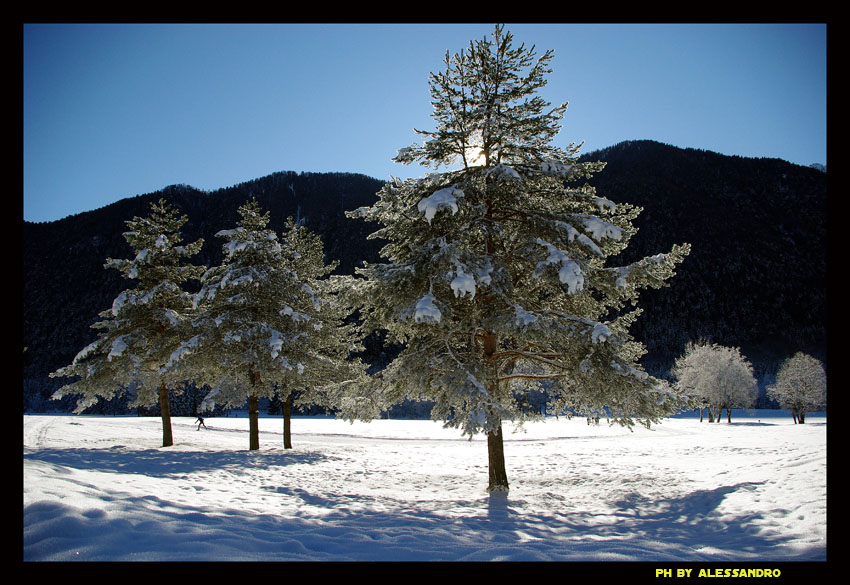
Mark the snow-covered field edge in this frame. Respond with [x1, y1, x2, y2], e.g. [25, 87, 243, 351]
[24, 410, 827, 567]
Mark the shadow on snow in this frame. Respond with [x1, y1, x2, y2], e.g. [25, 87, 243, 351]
[24, 477, 824, 562]
[24, 445, 329, 478]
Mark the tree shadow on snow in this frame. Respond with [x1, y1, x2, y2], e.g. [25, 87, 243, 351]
[23, 445, 329, 478]
[467, 481, 824, 561]
[24, 479, 825, 561]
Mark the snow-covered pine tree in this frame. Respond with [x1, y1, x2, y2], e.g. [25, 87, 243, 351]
[348, 25, 691, 492]
[50, 199, 204, 447]
[767, 352, 826, 424]
[166, 199, 365, 450]
[274, 216, 368, 447]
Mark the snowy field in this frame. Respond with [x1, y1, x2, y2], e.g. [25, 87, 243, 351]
[24, 411, 826, 563]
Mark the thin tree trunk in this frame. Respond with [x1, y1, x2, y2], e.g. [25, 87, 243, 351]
[487, 423, 509, 492]
[799, 411, 806, 424]
[159, 380, 173, 447]
[248, 394, 259, 450]
[727, 407, 732, 424]
[248, 364, 262, 451]
[283, 393, 292, 449]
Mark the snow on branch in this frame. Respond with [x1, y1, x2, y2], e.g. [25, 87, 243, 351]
[450, 265, 476, 299]
[554, 221, 603, 256]
[414, 293, 442, 323]
[577, 215, 623, 242]
[71, 340, 100, 366]
[159, 334, 201, 374]
[417, 186, 464, 223]
[591, 323, 612, 344]
[513, 304, 537, 326]
[593, 197, 617, 213]
[533, 238, 584, 294]
[540, 160, 574, 177]
[107, 336, 129, 361]
[485, 164, 522, 182]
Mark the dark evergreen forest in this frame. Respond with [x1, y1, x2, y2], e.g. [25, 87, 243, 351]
[582, 141, 827, 379]
[23, 141, 827, 414]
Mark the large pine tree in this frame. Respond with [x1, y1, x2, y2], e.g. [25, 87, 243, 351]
[349, 25, 691, 491]
[165, 199, 365, 450]
[51, 199, 205, 447]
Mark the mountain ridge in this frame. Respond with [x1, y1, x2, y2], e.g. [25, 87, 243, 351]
[23, 141, 828, 412]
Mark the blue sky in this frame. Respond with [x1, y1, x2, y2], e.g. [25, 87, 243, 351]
[23, 23, 827, 223]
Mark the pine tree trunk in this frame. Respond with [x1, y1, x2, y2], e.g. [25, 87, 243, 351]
[481, 331, 509, 492]
[283, 393, 292, 449]
[481, 216, 508, 492]
[248, 364, 262, 451]
[487, 423, 509, 492]
[159, 381, 173, 447]
[249, 394, 260, 450]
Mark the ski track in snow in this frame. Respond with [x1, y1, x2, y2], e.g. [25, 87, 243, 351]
[23, 413, 826, 562]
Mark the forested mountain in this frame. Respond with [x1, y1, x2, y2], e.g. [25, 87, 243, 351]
[23, 141, 828, 412]
[580, 140, 827, 380]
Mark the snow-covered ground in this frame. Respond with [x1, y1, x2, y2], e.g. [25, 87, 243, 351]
[23, 411, 826, 562]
